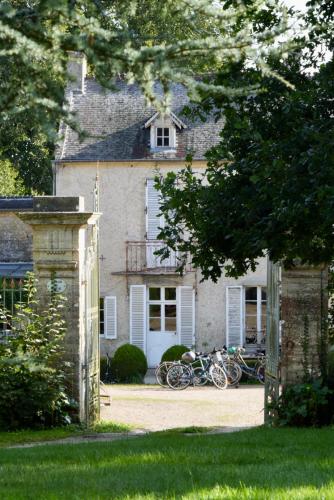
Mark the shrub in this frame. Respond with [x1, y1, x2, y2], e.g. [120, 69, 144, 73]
[111, 344, 147, 382]
[0, 273, 72, 430]
[268, 380, 332, 427]
[161, 345, 189, 363]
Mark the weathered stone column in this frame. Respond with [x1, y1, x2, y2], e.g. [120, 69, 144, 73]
[18, 196, 100, 425]
[281, 265, 328, 386]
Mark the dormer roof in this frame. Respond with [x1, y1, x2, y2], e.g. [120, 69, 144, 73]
[144, 111, 187, 130]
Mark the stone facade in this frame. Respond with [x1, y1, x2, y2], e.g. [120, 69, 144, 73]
[281, 264, 328, 386]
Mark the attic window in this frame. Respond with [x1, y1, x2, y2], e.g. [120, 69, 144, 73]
[157, 128, 170, 147]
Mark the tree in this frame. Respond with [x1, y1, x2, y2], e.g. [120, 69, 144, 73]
[0, 159, 26, 195]
[1, 1, 291, 194]
[156, 1, 334, 281]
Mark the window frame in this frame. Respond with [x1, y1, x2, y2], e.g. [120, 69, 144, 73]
[147, 286, 177, 333]
[244, 285, 266, 345]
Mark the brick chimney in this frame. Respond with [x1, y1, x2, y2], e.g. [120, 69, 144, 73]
[67, 52, 87, 93]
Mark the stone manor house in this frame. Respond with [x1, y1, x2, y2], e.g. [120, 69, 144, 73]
[0, 55, 267, 368]
[52, 55, 267, 367]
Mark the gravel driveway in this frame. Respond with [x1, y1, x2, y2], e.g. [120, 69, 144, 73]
[101, 385, 264, 432]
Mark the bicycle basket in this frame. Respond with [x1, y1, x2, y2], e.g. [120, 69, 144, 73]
[181, 351, 196, 363]
[227, 346, 237, 355]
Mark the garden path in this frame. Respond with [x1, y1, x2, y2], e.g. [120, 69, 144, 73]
[101, 384, 264, 431]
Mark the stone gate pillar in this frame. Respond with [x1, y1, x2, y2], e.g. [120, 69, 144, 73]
[18, 196, 100, 425]
[281, 264, 328, 386]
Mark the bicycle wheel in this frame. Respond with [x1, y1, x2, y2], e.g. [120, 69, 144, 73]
[210, 364, 228, 390]
[223, 360, 242, 386]
[155, 362, 171, 388]
[166, 364, 191, 390]
[193, 367, 208, 386]
[256, 362, 265, 384]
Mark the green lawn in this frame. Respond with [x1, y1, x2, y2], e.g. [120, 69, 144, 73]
[0, 421, 132, 448]
[0, 427, 334, 499]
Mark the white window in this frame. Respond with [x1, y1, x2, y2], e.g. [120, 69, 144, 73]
[156, 127, 170, 147]
[244, 286, 266, 345]
[226, 285, 267, 347]
[148, 287, 177, 332]
[100, 296, 117, 339]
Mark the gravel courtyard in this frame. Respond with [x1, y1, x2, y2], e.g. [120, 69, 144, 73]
[101, 385, 264, 432]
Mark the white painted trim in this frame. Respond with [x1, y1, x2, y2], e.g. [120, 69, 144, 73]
[226, 285, 243, 347]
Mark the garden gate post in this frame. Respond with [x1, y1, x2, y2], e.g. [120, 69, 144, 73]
[264, 260, 281, 424]
[18, 196, 101, 426]
[280, 264, 328, 386]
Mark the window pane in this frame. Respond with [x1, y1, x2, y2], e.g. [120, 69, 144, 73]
[246, 302, 257, 315]
[165, 304, 176, 318]
[261, 303, 267, 318]
[149, 304, 161, 317]
[99, 298, 104, 335]
[261, 288, 267, 301]
[165, 287, 176, 300]
[164, 128, 169, 136]
[149, 288, 161, 300]
[163, 137, 169, 146]
[165, 318, 176, 331]
[149, 318, 161, 331]
[245, 315, 257, 330]
[157, 137, 162, 146]
[245, 287, 257, 301]
[157, 128, 163, 137]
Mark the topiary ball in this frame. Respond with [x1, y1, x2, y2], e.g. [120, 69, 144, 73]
[161, 345, 189, 363]
[111, 343, 148, 382]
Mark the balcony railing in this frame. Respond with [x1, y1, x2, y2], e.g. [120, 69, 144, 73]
[126, 241, 193, 273]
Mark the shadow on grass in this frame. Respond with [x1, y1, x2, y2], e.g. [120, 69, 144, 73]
[0, 427, 334, 499]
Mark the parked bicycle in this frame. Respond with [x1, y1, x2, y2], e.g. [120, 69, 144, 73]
[229, 346, 265, 384]
[166, 350, 228, 390]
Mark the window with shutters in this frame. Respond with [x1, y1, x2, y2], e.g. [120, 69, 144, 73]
[100, 296, 117, 339]
[226, 285, 267, 347]
[146, 178, 164, 241]
[148, 287, 177, 332]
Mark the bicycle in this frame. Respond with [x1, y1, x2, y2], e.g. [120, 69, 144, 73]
[230, 346, 265, 384]
[213, 347, 242, 386]
[166, 350, 228, 390]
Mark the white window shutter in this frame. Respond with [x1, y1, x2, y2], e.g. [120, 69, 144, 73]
[130, 285, 146, 352]
[177, 286, 195, 348]
[226, 286, 243, 347]
[105, 296, 117, 339]
[146, 179, 164, 240]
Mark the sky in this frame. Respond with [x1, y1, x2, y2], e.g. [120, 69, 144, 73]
[283, 0, 307, 10]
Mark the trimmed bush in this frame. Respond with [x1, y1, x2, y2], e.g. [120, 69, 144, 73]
[161, 345, 189, 363]
[111, 344, 147, 382]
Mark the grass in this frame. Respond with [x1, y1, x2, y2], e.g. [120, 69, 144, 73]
[0, 421, 132, 448]
[0, 427, 334, 498]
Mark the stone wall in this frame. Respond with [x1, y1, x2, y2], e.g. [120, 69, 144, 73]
[281, 265, 328, 386]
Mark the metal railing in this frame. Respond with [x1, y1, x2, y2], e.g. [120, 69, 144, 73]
[0, 277, 26, 336]
[126, 241, 193, 273]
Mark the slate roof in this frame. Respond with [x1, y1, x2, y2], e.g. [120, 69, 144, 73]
[56, 79, 223, 162]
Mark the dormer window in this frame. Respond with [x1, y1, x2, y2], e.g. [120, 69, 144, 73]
[157, 127, 170, 147]
[144, 111, 187, 153]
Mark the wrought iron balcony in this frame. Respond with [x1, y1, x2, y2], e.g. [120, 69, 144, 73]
[126, 241, 193, 274]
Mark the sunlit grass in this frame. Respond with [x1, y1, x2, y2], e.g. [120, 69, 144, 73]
[0, 427, 334, 498]
[0, 421, 133, 448]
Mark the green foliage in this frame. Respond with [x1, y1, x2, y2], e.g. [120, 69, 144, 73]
[0, 273, 72, 430]
[111, 343, 147, 383]
[156, 3, 334, 281]
[161, 344, 189, 362]
[268, 381, 333, 427]
[0, 1, 290, 135]
[0, 159, 26, 195]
